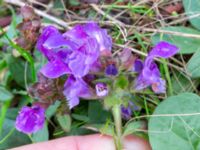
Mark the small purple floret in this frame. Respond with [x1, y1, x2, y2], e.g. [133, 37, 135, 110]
[135, 41, 179, 93]
[121, 101, 139, 120]
[15, 105, 45, 134]
[133, 59, 143, 73]
[105, 64, 118, 76]
[95, 83, 108, 97]
[121, 105, 132, 120]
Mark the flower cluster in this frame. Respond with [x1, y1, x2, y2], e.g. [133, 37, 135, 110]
[37, 22, 112, 108]
[15, 22, 179, 134]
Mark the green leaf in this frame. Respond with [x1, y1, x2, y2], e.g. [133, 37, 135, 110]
[151, 26, 200, 54]
[88, 101, 111, 124]
[0, 59, 6, 71]
[0, 86, 13, 101]
[71, 114, 90, 122]
[171, 71, 199, 93]
[6, 55, 34, 88]
[85, 123, 114, 136]
[149, 93, 200, 150]
[114, 75, 129, 89]
[32, 122, 49, 142]
[0, 118, 31, 149]
[46, 101, 61, 119]
[183, 0, 200, 30]
[0, 101, 11, 133]
[56, 114, 71, 132]
[104, 93, 121, 109]
[186, 49, 200, 78]
[123, 121, 146, 137]
[69, 0, 80, 6]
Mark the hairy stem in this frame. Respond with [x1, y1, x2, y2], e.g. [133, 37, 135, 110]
[112, 104, 122, 150]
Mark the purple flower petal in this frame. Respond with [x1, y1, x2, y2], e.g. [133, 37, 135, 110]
[134, 73, 151, 91]
[63, 22, 112, 51]
[152, 78, 166, 93]
[142, 62, 160, 83]
[149, 41, 179, 58]
[40, 59, 70, 78]
[63, 24, 88, 44]
[84, 22, 112, 51]
[63, 76, 92, 109]
[133, 59, 143, 73]
[68, 51, 90, 78]
[121, 101, 140, 120]
[43, 34, 77, 51]
[121, 105, 132, 120]
[79, 38, 100, 65]
[15, 105, 45, 134]
[36, 26, 59, 60]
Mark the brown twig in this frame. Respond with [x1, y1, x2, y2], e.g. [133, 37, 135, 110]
[4, 0, 71, 29]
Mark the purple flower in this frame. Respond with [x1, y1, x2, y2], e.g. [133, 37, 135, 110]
[63, 75, 93, 109]
[15, 105, 45, 134]
[37, 22, 112, 78]
[121, 101, 140, 120]
[95, 83, 108, 97]
[63, 22, 112, 52]
[135, 41, 179, 93]
[121, 105, 132, 120]
[37, 23, 112, 108]
[149, 41, 179, 58]
[133, 59, 143, 73]
[105, 64, 118, 76]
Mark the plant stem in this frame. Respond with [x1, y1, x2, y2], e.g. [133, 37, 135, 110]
[162, 59, 173, 96]
[112, 104, 122, 150]
[0, 100, 11, 134]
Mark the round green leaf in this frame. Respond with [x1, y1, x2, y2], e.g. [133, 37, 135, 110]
[149, 93, 200, 150]
[186, 49, 200, 78]
[183, 0, 200, 30]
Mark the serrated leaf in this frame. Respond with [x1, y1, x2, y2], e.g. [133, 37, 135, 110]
[183, 0, 200, 30]
[186, 49, 200, 78]
[149, 93, 200, 150]
[56, 114, 71, 132]
[151, 26, 200, 54]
